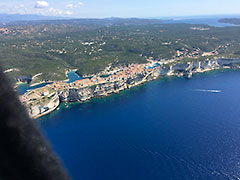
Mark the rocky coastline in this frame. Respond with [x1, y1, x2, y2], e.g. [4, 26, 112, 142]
[22, 58, 240, 119]
[58, 58, 240, 102]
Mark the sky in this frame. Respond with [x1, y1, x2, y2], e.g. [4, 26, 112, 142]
[0, 0, 240, 18]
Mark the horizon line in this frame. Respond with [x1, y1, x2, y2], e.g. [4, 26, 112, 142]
[1, 13, 240, 20]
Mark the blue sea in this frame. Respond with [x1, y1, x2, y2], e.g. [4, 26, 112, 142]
[39, 70, 240, 180]
[162, 15, 240, 27]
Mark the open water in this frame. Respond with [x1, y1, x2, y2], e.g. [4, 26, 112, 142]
[39, 70, 240, 180]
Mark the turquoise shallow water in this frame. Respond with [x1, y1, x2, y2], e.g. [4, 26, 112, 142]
[67, 71, 82, 83]
[39, 69, 240, 180]
[17, 82, 52, 95]
[17, 71, 81, 95]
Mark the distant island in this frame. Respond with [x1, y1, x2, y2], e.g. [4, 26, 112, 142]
[1, 18, 240, 117]
[219, 18, 240, 25]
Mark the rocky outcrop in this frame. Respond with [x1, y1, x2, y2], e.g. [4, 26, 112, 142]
[153, 58, 240, 79]
[58, 58, 240, 104]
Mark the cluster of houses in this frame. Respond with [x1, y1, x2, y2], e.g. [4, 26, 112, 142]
[48, 64, 148, 91]
[21, 48, 220, 109]
[22, 61, 161, 101]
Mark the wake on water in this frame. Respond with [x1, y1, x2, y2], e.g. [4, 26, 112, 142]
[194, 89, 222, 93]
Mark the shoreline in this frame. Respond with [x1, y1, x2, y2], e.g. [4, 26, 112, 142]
[19, 57, 240, 119]
[37, 68, 235, 120]
[29, 81, 52, 87]
[35, 66, 236, 119]
[15, 56, 238, 89]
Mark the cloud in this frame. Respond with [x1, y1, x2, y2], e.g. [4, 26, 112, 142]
[66, 4, 74, 9]
[49, 8, 63, 15]
[77, 2, 84, 7]
[65, 11, 73, 15]
[34, 1, 49, 9]
[66, 2, 84, 9]
[48, 8, 73, 16]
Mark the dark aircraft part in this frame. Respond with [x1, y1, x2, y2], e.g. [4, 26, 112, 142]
[0, 67, 70, 180]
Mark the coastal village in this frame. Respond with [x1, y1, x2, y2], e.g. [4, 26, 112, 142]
[10, 23, 235, 119]
[19, 58, 162, 118]
[17, 33, 234, 119]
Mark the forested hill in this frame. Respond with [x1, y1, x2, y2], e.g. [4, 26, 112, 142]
[1, 18, 240, 84]
[3, 18, 163, 26]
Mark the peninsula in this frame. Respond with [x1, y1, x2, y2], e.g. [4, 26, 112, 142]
[19, 57, 240, 118]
